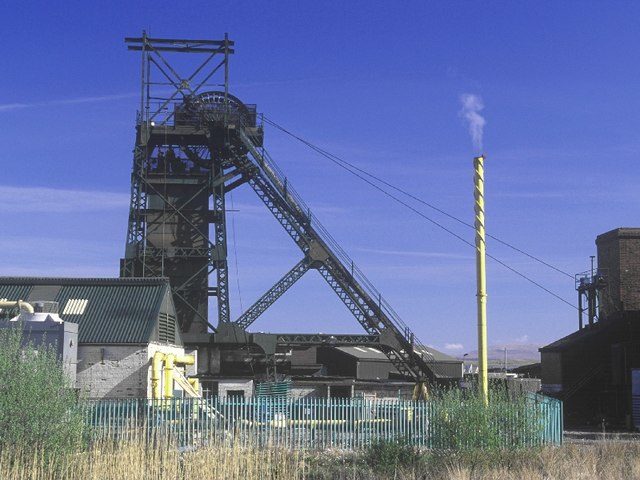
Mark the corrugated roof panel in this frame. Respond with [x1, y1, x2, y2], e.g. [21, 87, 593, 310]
[56, 283, 165, 344]
[0, 284, 32, 301]
[0, 277, 173, 344]
[0, 284, 32, 317]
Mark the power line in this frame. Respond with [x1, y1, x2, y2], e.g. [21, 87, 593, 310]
[262, 116, 577, 311]
[229, 190, 244, 312]
[262, 116, 574, 279]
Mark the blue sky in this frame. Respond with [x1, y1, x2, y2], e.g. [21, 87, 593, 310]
[1, 1, 639, 355]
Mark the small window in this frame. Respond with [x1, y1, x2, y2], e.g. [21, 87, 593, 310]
[62, 299, 89, 315]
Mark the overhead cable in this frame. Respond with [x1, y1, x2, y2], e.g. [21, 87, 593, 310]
[262, 116, 574, 279]
[262, 116, 577, 311]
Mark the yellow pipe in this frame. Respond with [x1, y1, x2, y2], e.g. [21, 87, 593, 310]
[411, 381, 429, 401]
[0, 299, 34, 314]
[163, 354, 175, 398]
[188, 378, 200, 395]
[474, 155, 488, 404]
[150, 352, 196, 399]
[151, 352, 164, 399]
[174, 354, 195, 366]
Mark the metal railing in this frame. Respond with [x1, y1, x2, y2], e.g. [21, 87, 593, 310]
[238, 119, 437, 367]
[83, 395, 562, 450]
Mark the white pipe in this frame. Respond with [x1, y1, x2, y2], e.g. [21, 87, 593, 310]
[0, 299, 34, 314]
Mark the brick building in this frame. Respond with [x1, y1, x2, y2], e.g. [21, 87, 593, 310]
[596, 228, 640, 316]
[541, 228, 640, 428]
[0, 277, 193, 399]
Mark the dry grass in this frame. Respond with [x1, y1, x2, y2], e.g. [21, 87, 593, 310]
[0, 439, 306, 480]
[2, 439, 640, 479]
[433, 442, 640, 480]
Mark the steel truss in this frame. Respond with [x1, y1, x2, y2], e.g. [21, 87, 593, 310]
[121, 33, 236, 334]
[228, 131, 438, 380]
[122, 34, 442, 381]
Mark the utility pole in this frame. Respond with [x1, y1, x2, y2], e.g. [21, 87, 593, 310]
[503, 347, 507, 373]
[474, 155, 488, 404]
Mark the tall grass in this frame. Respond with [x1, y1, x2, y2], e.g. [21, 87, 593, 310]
[0, 436, 305, 480]
[2, 439, 640, 479]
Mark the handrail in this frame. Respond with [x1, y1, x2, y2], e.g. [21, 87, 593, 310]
[237, 120, 436, 367]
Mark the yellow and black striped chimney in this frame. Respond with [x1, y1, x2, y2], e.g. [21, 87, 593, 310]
[474, 154, 488, 403]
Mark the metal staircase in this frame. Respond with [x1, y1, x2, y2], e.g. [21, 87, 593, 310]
[217, 117, 442, 381]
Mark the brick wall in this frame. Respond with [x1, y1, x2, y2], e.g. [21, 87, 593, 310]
[597, 228, 640, 316]
[217, 379, 254, 398]
[77, 343, 187, 399]
[77, 345, 148, 398]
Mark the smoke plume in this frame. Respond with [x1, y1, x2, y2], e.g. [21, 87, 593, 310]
[459, 93, 486, 152]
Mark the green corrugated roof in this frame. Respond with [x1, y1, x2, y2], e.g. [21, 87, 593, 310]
[0, 278, 172, 344]
[0, 284, 32, 305]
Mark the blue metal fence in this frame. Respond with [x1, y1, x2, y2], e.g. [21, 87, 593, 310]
[83, 395, 562, 450]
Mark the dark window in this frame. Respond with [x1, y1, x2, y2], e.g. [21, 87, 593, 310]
[329, 385, 351, 398]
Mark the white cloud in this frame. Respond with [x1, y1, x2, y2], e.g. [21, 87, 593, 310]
[0, 185, 129, 213]
[0, 236, 120, 278]
[0, 103, 29, 112]
[0, 93, 137, 112]
[444, 343, 464, 351]
[356, 248, 472, 260]
[514, 334, 529, 343]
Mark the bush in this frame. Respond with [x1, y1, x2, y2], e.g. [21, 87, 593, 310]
[429, 385, 544, 451]
[364, 438, 423, 476]
[0, 326, 84, 455]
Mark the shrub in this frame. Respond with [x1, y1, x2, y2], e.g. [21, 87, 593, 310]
[364, 438, 422, 476]
[0, 326, 84, 455]
[428, 385, 544, 451]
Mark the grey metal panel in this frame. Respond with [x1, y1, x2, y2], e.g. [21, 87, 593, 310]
[541, 351, 563, 386]
[357, 360, 398, 380]
[0, 319, 78, 386]
[430, 361, 463, 379]
[27, 285, 62, 302]
[336, 346, 387, 360]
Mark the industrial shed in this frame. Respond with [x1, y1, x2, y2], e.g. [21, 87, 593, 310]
[540, 228, 640, 428]
[317, 346, 463, 380]
[0, 277, 192, 399]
